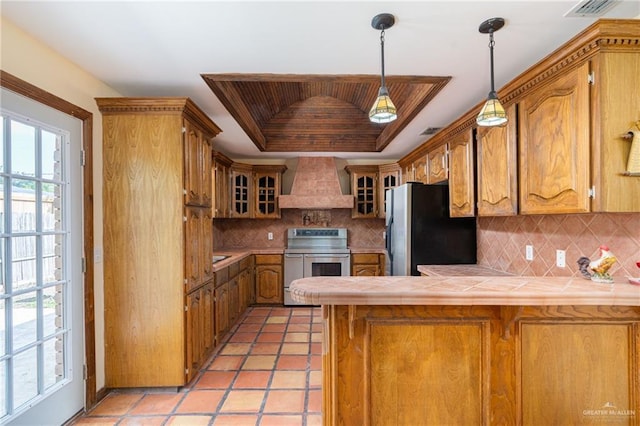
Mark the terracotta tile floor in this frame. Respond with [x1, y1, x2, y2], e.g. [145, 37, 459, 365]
[71, 307, 323, 426]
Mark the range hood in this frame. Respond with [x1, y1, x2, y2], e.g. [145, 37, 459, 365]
[279, 157, 354, 209]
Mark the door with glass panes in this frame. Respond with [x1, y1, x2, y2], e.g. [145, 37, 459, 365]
[1, 88, 83, 425]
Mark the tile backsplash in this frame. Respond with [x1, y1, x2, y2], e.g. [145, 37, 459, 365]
[477, 213, 640, 278]
[213, 209, 385, 250]
[215, 209, 640, 279]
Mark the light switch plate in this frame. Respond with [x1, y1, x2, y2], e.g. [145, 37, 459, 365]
[267, 232, 273, 240]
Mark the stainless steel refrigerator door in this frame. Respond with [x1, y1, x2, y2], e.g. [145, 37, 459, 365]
[389, 184, 412, 276]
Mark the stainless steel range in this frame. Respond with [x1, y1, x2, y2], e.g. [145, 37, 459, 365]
[284, 228, 350, 306]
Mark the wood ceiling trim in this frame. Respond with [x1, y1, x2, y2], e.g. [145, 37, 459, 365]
[375, 76, 451, 151]
[202, 78, 266, 150]
[201, 73, 451, 153]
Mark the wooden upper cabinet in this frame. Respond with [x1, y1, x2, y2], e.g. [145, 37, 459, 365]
[96, 97, 220, 387]
[402, 163, 415, 184]
[591, 51, 640, 212]
[183, 120, 213, 207]
[184, 206, 202, 293]
[230, 163, 253, 218]
[200, 208, 214, 283]
[378, 163, 401, 218]
[253, 165, 286, 219]
[519, 62, 591, 214]
[212, 151, 232, 218]
[346, 165, 379, 219]
[200, 136, 213, 207]
[477, 103, 518, 216]
[413, 155, 428, 184]
[427, 144, 448, 184]
[254, 174, 278, 218]
[448, 129, 475, 217]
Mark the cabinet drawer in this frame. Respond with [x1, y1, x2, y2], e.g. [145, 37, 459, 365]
[255, 254, 282, 265]
[351, 253, 380, 264]
[240, 255, 253, 270]
[228, 261, 240, 278]
[214, 267, 228, 286]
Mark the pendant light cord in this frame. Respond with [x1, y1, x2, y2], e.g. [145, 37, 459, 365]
[489, 31, 496, 93]
[380, 29, 387, 89]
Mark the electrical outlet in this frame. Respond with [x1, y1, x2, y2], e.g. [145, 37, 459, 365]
[556, 250, 566, 268]
[267, 232, 273, 240]
[525, 245, 533, 261]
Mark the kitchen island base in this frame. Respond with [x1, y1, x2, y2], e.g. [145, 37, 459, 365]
[323, 304, 639, 425]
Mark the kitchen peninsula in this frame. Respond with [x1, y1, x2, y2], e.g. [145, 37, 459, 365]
[290, 276, 640, 425]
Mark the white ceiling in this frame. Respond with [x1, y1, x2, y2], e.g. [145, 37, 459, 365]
[3, 1, 639, 161]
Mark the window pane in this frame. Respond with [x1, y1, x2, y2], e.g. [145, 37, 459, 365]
[44, 335, 64, 391]
[12, 236, 37, 291]
[11, 180, 37, 234]
[43, 284, 62, 338]
[0, 178, 4, 233]
[1, 116, 5, 173]
[42, 183, 62, 233]
[13, 346, 38, 409]
[0, 238, 5, 294]
[41, 130, 61, 181]
[42, 235, 63, 285]
[0, 299, 5, 356]
[12, 292, 37, 351]
[10, 121, 36, 178]
[0, 360, 6, 418]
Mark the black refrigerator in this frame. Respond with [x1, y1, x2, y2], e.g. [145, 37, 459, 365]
[385, 182, 476, 276]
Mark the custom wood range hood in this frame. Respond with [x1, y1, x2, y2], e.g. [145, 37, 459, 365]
[278, 157, 354, 209]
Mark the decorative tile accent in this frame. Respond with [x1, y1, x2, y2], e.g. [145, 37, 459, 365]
[478, 213, 640, 278]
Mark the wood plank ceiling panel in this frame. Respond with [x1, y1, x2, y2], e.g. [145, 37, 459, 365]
[201, 74, 451, 153]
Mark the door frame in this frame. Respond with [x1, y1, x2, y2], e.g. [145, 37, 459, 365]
[0, 70, 97, 410]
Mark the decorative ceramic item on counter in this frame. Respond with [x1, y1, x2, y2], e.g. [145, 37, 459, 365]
[576, 245, 617, 283]
[629, 261, 640, 286]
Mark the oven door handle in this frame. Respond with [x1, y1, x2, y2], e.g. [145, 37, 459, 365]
[285, 253, 304, 258]
[304, 254, 350, 259]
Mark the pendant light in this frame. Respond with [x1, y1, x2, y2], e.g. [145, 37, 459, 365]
[369, 13, 397, 124]
[476, 17, 507, 127]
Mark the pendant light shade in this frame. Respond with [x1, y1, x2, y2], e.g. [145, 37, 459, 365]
[369, 86, 397, 124]
[369, 13, 397, 124]
[477, 17, 507, 127]
[477, 91, 507, 126]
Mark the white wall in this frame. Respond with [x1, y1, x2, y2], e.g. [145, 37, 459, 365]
[1, 16, 121, 392]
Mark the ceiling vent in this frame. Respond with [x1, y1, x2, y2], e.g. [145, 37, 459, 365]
[420, 127, 442, 136]
[565, 0, 620, 17]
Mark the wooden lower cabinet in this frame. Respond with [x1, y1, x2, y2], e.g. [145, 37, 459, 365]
[351, 253, 385, 277]
[324, 304, 640, 425]
[185, 282, 214, 383]
[212, 255, 256, 344]
[238, 256, 255, 312]
[228, 277, 240, 325]
[255, 254, 283, 304]
[214, 281, 230, 343]
[521, 322, 636, 425]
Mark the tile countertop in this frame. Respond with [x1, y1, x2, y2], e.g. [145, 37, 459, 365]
[417, 264, 513, 276]
[211, 248, 284, 271]
[212, 247, 384, 270]
[289, 276, 640, 306]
